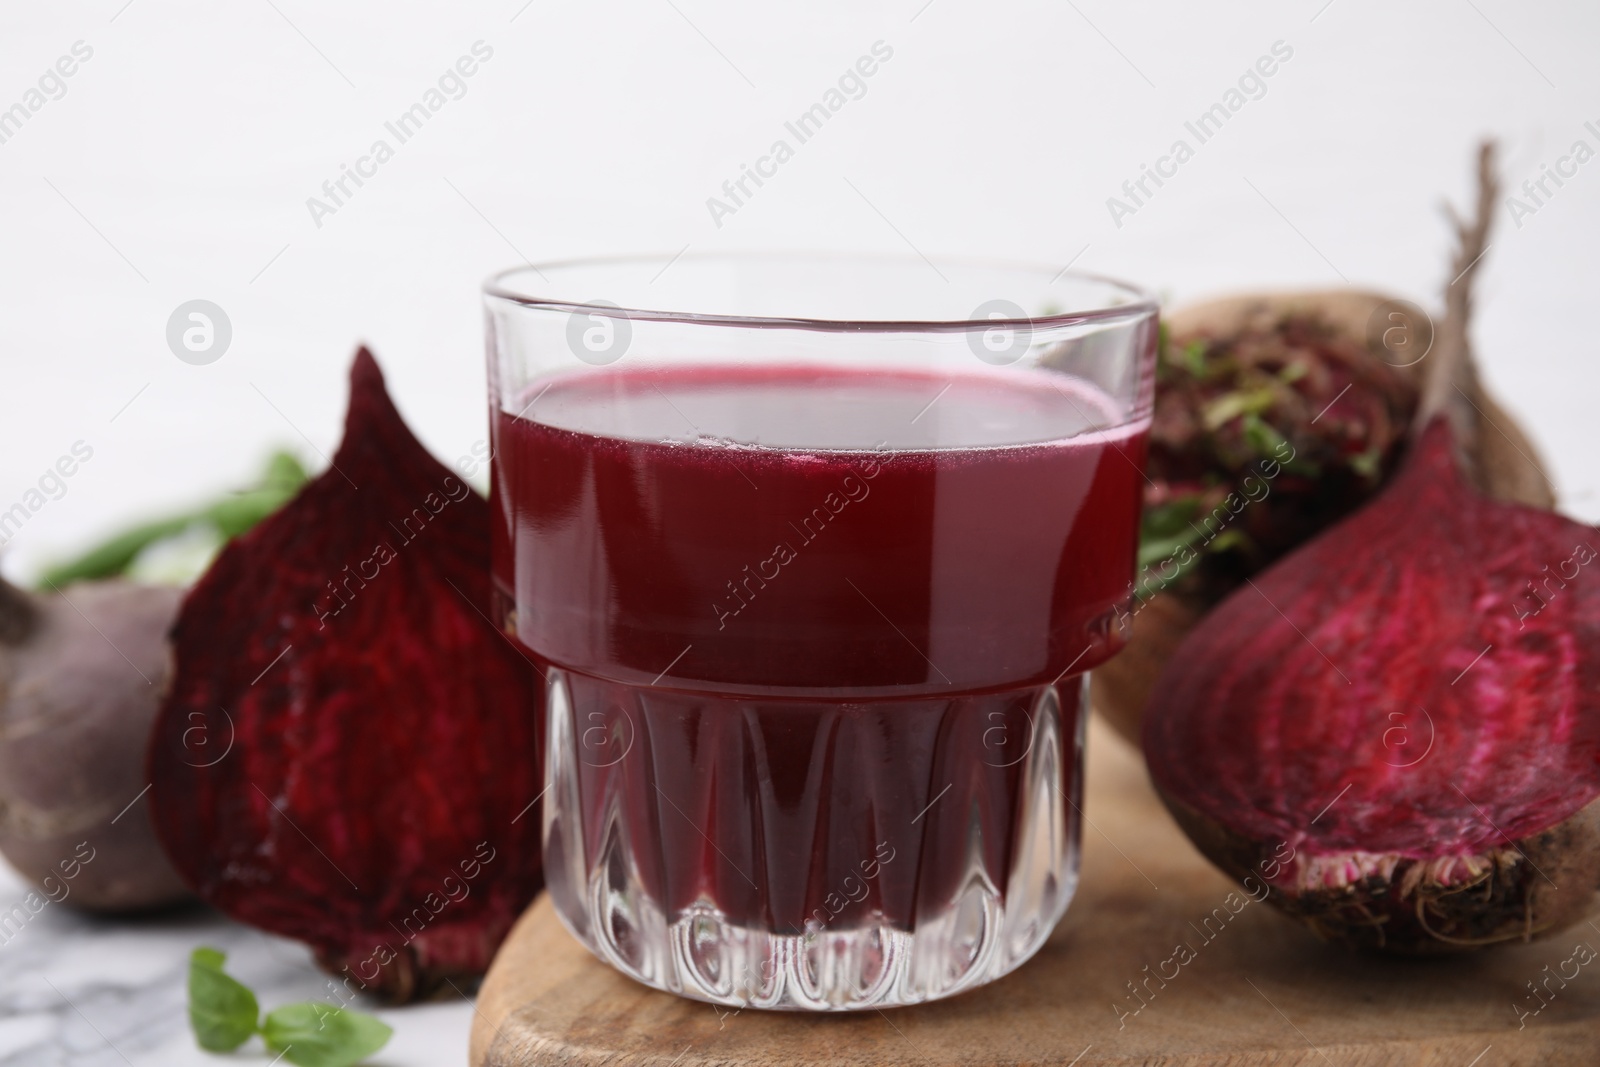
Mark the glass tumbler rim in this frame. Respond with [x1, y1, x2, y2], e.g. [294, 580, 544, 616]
[482, 251, 1158, 334]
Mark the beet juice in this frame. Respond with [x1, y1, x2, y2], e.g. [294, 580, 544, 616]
[491, 362, 1148, 1008]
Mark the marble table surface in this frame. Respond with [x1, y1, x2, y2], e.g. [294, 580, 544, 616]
[0, 859, 474, 1067]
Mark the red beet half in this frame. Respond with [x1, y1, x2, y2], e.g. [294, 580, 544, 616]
[149, 349, 544, 1001]
[1145, 145, 1600, 952]
[1144, 420, 1600, 952]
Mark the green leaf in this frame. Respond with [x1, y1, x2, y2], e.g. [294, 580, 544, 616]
[260, 450, 311, 491]
[1180, 339, 1208, 378]
[1276, 360, 1310, 384]
[39, 515, 197, 587]
[1202, 386, 1276, 431]
[1134, 539, 1208, 600]
[1140, 497, 1200, 538]
[262, 1002, 393, 1067]
[1240, 412, 1288, 458]
[1137, 531, 1199, 570]
[1348, 444, 1383, 481]
[37, 450, 309, 588]
[1239, 414, 1321, 476]
[1138, 527, 1206, 569]
[188, 947, 260, 1052]
[1205, 528, 1251, 555]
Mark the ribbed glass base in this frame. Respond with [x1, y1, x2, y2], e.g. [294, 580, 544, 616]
[542, 672, 1085, 1010]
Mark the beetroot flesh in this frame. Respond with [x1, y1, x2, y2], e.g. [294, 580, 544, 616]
[1144, 419, 1600, 951]
[149, 350, 544, 1000]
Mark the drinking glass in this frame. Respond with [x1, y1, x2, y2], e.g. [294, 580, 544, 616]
[484, 254, 1157, 1010]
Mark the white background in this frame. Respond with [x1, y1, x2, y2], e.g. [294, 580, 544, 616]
[0, 1, 1596, 1062]
[3, 0, 1599, 581]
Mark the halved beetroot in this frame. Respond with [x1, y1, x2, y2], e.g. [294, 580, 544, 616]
[149, 349, 543, 1001]
[1144, 420, 1600, 951]
[1145, 146, 1600, 952]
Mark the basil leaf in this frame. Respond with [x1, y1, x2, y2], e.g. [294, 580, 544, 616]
[188, 947, 260, 1052]
[262, 1002, 393, 1067]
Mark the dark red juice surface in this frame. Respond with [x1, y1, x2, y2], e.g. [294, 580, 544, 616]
[491, 364, 1147, 933]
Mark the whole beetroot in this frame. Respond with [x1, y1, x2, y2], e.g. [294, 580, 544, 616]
[0, 576, 190, 911]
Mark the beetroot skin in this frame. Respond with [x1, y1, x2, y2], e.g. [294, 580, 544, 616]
[149, 350, 544, 1000]
[1144, 420, 1600, 951]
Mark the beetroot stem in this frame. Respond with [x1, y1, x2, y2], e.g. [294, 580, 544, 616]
[1414, 141, 1499, 450]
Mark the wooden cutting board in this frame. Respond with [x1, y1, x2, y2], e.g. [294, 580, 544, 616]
[470, 717, 1600, 1065]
